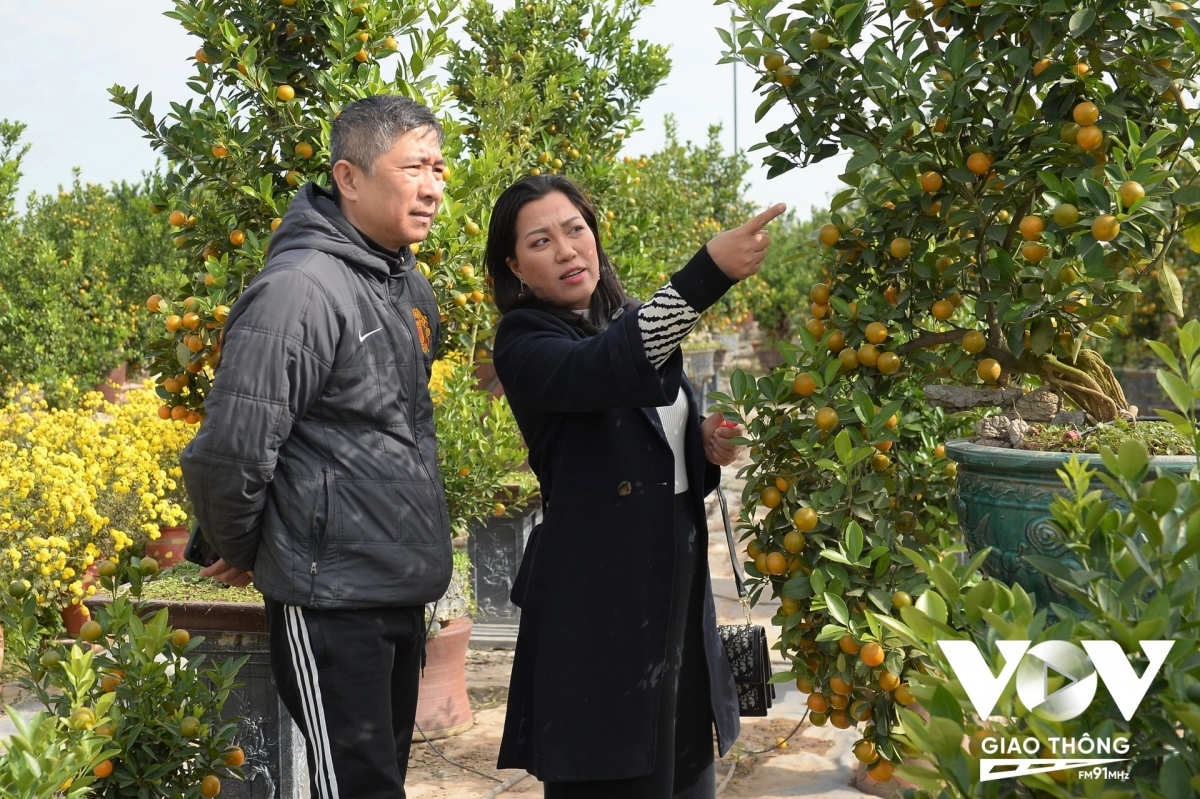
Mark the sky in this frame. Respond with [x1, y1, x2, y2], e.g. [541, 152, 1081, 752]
[0, 0, 847, 221]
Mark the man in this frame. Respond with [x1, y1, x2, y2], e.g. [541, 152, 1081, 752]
[181, 95, 452, 799]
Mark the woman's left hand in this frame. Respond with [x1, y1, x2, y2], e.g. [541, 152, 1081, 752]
[702, 413, 742, 467]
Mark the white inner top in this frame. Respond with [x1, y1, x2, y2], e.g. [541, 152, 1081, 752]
[572, 307, 691, 493]
[656, 390, 690, 494]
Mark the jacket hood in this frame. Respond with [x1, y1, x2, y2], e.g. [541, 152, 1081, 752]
[267, 182, 415, 278]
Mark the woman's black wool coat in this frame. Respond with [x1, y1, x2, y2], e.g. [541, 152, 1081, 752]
[493, 303, 740, 782]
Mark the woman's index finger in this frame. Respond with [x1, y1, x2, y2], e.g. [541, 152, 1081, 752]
[742, 203, 788, 233]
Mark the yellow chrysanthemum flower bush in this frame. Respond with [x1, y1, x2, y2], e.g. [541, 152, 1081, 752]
[0, 381, 193, 611]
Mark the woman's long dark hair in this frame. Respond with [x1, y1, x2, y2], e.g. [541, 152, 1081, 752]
[485, 175, 629, 332]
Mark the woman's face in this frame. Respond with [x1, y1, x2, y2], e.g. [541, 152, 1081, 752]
[506, 191, 600, 310]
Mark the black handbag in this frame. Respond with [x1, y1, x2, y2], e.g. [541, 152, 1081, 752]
[714, 486, 776, 717]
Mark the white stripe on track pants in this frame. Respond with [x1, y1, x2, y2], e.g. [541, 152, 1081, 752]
[264, 598, 427, 799]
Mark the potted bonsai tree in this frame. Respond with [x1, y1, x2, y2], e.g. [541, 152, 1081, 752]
[712, 0, 1200, 786]
[874, 324, 1200, 795]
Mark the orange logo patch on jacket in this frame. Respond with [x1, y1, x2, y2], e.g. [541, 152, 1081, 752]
[412, 307, 432, 354]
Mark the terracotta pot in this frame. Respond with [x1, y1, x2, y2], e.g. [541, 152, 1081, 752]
[60, 563, 100, 635]
[147, 525, 190, 567]
[95, 363, 128, 404]
[413, 615, 474, 740]
[61, 601, 91, 636]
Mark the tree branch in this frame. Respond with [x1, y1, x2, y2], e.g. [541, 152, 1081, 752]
[897, 327, 966, 356]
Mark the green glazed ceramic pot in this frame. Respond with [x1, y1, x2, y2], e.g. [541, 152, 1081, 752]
[945, 439, 1194, 608]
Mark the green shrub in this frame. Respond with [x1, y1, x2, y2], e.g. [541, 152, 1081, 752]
[0, 121, 183, 405]
[2, 557, 246, 798]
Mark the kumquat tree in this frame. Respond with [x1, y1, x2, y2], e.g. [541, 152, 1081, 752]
[708, 0, 1200, 785]
[722, 0, 1200, 422]
[110, 0, 461, 418]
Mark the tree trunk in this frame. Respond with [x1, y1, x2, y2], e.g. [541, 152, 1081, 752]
[1039, 350, 1129, 423]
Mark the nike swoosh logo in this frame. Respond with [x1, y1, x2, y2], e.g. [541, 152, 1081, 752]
[359, 327, 383, 342]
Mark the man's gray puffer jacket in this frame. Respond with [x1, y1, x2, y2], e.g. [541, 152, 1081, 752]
[181, 183, 452, 609]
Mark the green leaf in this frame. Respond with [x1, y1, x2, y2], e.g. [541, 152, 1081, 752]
[1147, 340, 1182, 375]
[1158, 370, 1195, 415]
[897, 707, 936, 754]
[1159, 408, 1196, 438]
[830, 188, 855, 212]
[824, 592, 850, 626]
[820, 549, 855, 565]
[1117, 438, 1150, 479]
[926, 716, 965, 757]
[1038, 171, 1062, 194]
[1079, 176, 1110, 210]
[893, 765, 953, 792]
[1122, 534, 1161, 585]
[853, 391, 875, 425]
[1180, 319, 1200, 359]
[928, 684, 964, 727]
[1025, 553, 1080, 585]
[917, 589, 948, 626]
[1126, 118, 1142, 148]
[1184, 223, 1200, 253]
[964, 579, 997, 623]
[1175, 185, 1200, 206]
[816, 623, 847, 642]
[1068, 7, 1095, 35]
[898, 545, 934, 575]
[873, 612, 925, 649]
[730, 369, 748, 400]
[900, 604, 935, 641]
[846, 152, 877, 173]
[835, 429, 853, 464]
[1159, 265, 1186, 317]
[1161, 756, 1192, 799]
[1030, 317, 1055, 355]
[846, 520, 864, 562]
[930, 565, 960, 604]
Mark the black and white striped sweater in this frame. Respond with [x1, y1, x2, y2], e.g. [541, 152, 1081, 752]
[637, 245, 734, 367]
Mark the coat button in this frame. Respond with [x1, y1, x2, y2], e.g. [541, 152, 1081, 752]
[617, 481, 632, 497]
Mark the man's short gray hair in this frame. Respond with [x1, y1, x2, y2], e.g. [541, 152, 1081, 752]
[330, 96, 444, 176]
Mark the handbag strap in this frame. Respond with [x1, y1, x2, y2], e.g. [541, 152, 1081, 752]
[716, 486, 754, 626]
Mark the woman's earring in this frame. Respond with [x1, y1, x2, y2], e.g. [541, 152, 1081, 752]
[519, 279, 528, 295]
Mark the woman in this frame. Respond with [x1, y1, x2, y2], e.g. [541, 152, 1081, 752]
[486, 174, 785, 798]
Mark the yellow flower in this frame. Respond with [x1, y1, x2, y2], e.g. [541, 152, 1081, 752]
[0, 383, 194, 605]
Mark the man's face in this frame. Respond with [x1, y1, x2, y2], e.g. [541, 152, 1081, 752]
[335, 126, 445, 251]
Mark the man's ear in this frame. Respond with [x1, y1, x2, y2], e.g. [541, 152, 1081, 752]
[331, 160, 360, 202]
